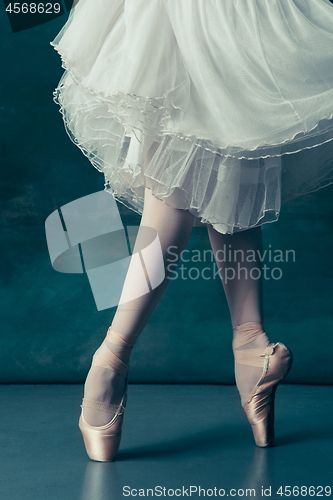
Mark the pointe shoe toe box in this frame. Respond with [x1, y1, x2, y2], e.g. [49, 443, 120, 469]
[79, 413, 124, 462]
[244, 342, 293, 448]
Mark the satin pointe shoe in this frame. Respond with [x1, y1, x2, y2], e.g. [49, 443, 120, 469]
[233, 325, 293, 448]
[79, 327, 131, 462]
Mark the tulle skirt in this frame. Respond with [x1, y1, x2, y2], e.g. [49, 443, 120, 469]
[51, 0, 333, 234]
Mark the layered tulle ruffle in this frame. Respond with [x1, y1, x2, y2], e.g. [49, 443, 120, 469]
[51, 0, 333, 234]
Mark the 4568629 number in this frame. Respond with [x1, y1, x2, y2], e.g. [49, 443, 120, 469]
[5, 3, 61, 14]
[277, 486, 331, 497]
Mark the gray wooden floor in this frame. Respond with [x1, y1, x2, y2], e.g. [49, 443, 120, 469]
[0, 384, 332, 500]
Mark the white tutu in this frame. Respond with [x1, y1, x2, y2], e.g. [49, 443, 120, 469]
[51, 0, 333, 234]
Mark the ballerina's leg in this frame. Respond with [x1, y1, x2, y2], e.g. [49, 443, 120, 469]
[83, 186, 195, 426]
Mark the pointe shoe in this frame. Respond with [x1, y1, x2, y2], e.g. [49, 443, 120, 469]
[79, 327, 132, 462]
[235, 341, 293, 448]
[79, 378, 128, 462]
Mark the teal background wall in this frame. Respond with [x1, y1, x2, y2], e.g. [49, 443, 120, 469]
[1, 8, 333, 384]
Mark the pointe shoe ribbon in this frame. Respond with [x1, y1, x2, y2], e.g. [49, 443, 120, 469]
[232, 322, 267, 348]
[233, 343, 275, 368]
[89, 327, 133, 378]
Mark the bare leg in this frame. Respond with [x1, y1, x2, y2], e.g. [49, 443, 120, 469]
[83, 187, 195, 425]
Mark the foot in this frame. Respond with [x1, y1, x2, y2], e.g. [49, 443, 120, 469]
[233, 322, 271, 407]
[82, 327, 132, 427]
[83, 367, 127, 426]
[232, 322, 293, 447]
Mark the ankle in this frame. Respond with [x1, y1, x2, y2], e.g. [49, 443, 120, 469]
[232, 322, 270, 351]
[106, 326, 135, 364]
